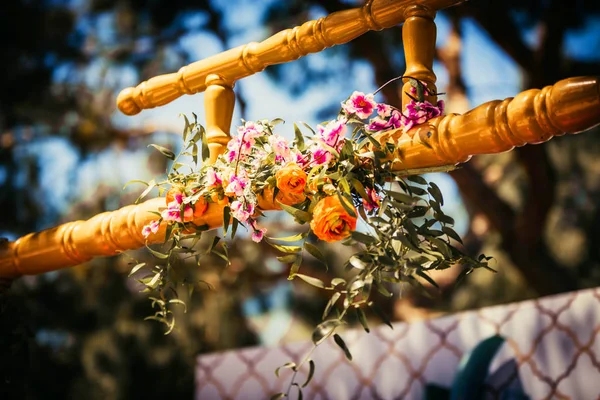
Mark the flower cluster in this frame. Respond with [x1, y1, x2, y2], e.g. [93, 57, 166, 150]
[133, 77, 493, 395]
[141, 80, 446, 245]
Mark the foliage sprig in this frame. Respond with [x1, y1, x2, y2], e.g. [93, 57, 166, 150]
[128, 76, 492, 396]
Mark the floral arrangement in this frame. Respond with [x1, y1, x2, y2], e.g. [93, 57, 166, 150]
[130, 77, 492, 397]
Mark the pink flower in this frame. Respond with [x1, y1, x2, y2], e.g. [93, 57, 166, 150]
[268, 134, 290, 162]
[312, 147, 333, 165]
[376, 103, 392, 117]
[342, 91, 377, 119]
[290, 150, 309, 167]
[226, 150, 237, 163]
[227, 136, 252, 155]
[230, 200, 251, 223]
[161, 199, 193, 223]
[362, 187, 380, 212]
[318, 117, 347, 149]
[402, 117, 416, 133]
[251, 227, 267, 243]
[405, 101, 428, 124]
[237, 121, 263, 140]
[367, 116, 390, 132]
[205, 168, 222, 187]
[437, 99, 445, 114]
[225, 175, 247, 197]
[420, 100, 442, 118]
[142, 220, 160, 238]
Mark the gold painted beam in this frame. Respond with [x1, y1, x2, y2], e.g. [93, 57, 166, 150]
[1, 76, 598, 278]
[116, 0, 464, 116]
[377, 76, 600, 169]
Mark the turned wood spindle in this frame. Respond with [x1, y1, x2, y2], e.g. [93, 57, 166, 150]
[401, 5, 438, 109]
[204, 74, 235, 164]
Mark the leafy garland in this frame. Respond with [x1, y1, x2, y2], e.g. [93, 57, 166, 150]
[129, 77, 492, 397]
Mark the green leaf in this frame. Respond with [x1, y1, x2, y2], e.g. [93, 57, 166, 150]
[275, 362, 296, 377]
[293, 123, 306, 151]
[299, 121, 316, 135]
[322, 292, 341, 320]
[407, 175, 427, 185]
[368, 302, 393, 330]
[338, 177, 351, 194]
[278, 202, 312, 223]
[180, 113, 190, 142]
[333, 334, 352, 361]
[312, 319, 342, 345]
[223, 206, 230, 234]
[416, 270, 440, 289]
[268, 232, 307, 242]
[293, 273, 325, 289]
[269, 243, 302, 254]
[348, 255, 369, 270]
[384, 189, 414, 204]
[146, 245, 169, 259]
[123, 179, 149, 190]
[302, 360, 315, 388]
[271, 118, 285, 126]
[200, 126, 210, 162]
[336, 192, 357, 218]
[428, 182, 444, 206]
[147, 273, 161, 288]
[435, 212, 455, 225]
[128, 262, 146, 277]
[270, 394, 285, 400]
[231, 218, 238, 240]
[168, 299, 187, 312]
[289, 254, 303, 276]
[408, 185, 428, 196]
[331, 278, 346, 287]
[351, 179, 370, 202]
[191, 143, 198, 166]
[304, 242, 327, 265]
[135, 179, 156, 204]
[148, 144, 175, 160]
[277, 254, 298, 263]
[393, 233, 419, 252]
[350, 231, 378, 245]
[356, 308, 370, 333]
[374, 281, 393, 297]
[442, 226, 463, 244]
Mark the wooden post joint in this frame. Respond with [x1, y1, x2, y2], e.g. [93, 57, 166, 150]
[401, 5, 438, 109]
[204, 74, 235, 164]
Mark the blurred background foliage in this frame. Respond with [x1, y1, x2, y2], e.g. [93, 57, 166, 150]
[1, 0, 600, 398]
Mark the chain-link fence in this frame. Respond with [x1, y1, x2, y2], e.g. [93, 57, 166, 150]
[196, 287, 600, 399]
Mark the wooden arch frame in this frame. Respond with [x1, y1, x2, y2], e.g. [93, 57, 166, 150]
[1, 0, 599, 279]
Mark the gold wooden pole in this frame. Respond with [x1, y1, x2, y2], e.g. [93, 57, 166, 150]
[2, 76, 598, 278]
[377, 76, 600, 169]
[116, 0, 464, 116]
[401, 5, 438, 108]
[204, 74, 235, 163]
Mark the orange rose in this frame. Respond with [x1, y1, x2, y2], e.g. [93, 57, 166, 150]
[310, 196, 357, 242]
[193, 196, 209, 218]
[276, 163, 307, 195]
[278, 191, 305, 206]
[210, 192, 230, 206]
[258, 187, 304, 209]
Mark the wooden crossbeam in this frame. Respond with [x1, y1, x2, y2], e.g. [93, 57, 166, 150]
[1, 76, 598, 277]
[116, 0, 463, 115]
